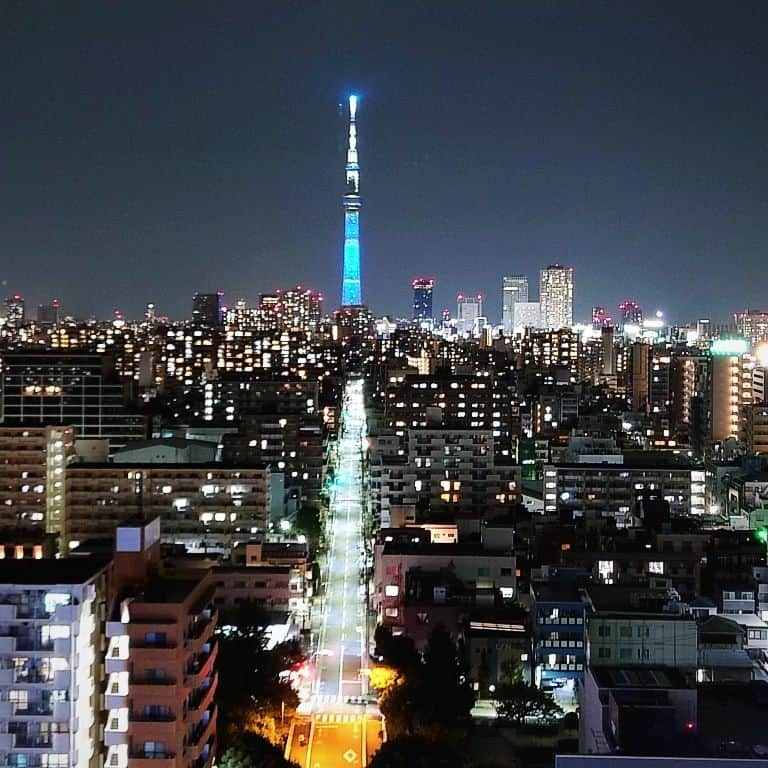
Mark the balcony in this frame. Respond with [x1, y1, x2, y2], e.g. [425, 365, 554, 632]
[12, 732, 70, 751]
[188, 675, 218, 714]
[128, 755, 177, 768]
[186, 610, 217, 652]
[185, 641, 218, 688]
[186, 704, 217, 759]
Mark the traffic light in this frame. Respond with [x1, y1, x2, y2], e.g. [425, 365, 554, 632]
[755, 527, 768, 545]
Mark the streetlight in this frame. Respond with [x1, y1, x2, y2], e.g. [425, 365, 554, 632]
[280, 519, 292, 532]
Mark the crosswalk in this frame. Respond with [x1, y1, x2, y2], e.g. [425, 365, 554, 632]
[315, 712, 365, 724]
[314, 694, 345, 705]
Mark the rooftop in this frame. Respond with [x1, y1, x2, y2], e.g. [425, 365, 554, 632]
[72, 461, 269, 471]
[0, 557, 111, 586]
[136, 577, 203, 604]
[592, 666, 690, 690]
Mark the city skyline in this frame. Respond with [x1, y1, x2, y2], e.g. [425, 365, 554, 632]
[1, 3, 767, 321]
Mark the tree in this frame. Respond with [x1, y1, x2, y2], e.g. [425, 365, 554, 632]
[493, 658, 562, 727]
[378, 625, 474, 740]
[369, 735, 464, 768]
[218, 732, 298, 768]
[295, 503, 322, 543]
[495, 681, 563, 726]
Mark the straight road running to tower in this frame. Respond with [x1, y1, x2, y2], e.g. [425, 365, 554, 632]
[287, 379, 383, 767]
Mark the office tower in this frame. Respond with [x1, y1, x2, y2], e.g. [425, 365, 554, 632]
[592, 306, 612, 329]
[192, 292, 223, 326]
[4, 294, 24, 329]
[36, 299, 61, 326]
[734, 309, 768, 346]
[539, 265, 574, 329]
[341, 94, 362, 306]
[0, 352, 146, 452]
[501, 275, 528, 335]
[513, 301, 541, 334]
[412, 277, 435, 322]
[456, 294, 482, 336]
[618, 299, 643, 327]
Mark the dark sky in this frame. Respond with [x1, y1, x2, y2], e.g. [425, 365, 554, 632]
[1, 2, 766, 323]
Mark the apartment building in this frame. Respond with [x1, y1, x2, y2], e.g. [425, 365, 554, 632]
[105, 520, 217, 768]
[531, 580, 587, 691]
[372, 535, 516, 630]
[584, 586, 698, 672]
[65, 463, 270, 553]
[221, 413, 323, 501]
[544, 455, 706, 523]
[0, 425, 72, 540]
[0, 558, 111, 768]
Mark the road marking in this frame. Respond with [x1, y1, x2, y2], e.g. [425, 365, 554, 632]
[343, 749, 358, 763]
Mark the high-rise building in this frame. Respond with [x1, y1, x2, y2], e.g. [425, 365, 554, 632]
[0, 558, 110, 768]
[501, 276, 528, 335]
[412, 277, 435, 322]
[629, 342, 650, 412]
[539, 265, 574, 329]
[591, 306, 612, 329]
[710, 338, 761, 444]
[105, 518, 218, 768]
[341, 95, 362, 306]
[456, 294, 482, 337]
[4, 294, 24, 329]
[618, 299, 643, 327]
[513, 301, 541, 334]
[734, 309, 768, 347]
[274, 286, 323, 332]
[192, 292, 223, 326]
[36, 299, 61, 327]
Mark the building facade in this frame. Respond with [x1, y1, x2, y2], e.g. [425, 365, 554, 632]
[540, 265, 574, 330]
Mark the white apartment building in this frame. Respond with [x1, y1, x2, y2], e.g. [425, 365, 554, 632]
[0, 560, 109, 768]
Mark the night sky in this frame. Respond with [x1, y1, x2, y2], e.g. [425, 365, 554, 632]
[1, 1, 766, 323]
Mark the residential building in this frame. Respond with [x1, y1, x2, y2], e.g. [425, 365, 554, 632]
[543, 456, 706, 522]
[540, 265, 574, 330]
[0, 425, 73, 541]
[0, 558, 111, 768]
[65, 463, 270, 553]
[584, 586, 698, 672]
[105, 518, 217, 768]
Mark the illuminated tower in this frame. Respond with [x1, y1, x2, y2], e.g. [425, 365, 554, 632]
[341, 95, 362, 306]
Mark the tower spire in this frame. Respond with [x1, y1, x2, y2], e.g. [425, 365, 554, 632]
[341, 94, 362, 306]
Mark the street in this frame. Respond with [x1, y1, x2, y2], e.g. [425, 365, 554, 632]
[287, 379, 383, 767]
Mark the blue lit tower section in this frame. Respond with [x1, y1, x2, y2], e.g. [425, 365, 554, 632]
[341, 95, 362, 306]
